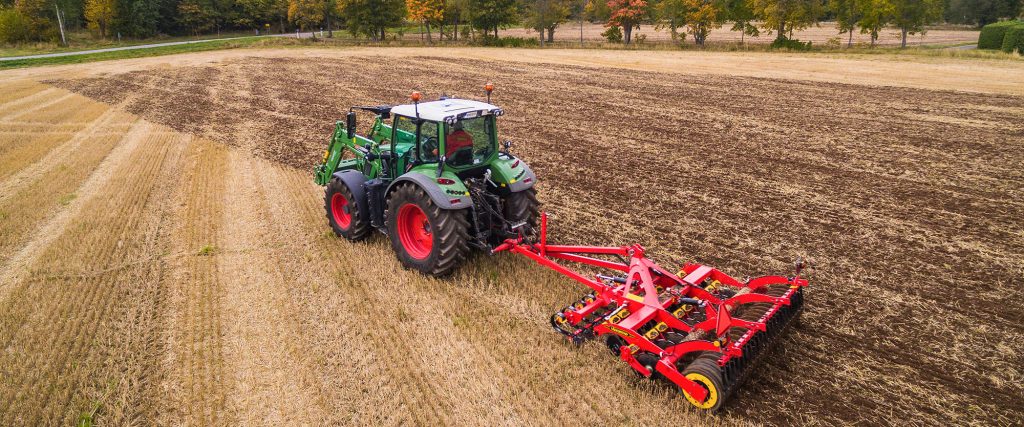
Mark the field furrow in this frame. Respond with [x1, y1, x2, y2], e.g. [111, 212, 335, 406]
[0, 83, 57, 115]
[0, 119, 154, 300]
[0, 110, 134, 266]
[0, 94, 110, 182]
[0, 113, 186, 424]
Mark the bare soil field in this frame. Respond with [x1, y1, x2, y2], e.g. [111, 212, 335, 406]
[500, 22, 978, 46]
[1, 48, 1022, 425]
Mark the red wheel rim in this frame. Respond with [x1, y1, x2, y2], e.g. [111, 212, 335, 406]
[331, 192, 351, 229]
[396, 203, 432, 259]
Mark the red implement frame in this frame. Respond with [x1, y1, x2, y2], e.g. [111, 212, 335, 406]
[493, 214, 808, 404]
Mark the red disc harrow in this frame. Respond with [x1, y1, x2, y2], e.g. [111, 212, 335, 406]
[493, 214, 808, 411]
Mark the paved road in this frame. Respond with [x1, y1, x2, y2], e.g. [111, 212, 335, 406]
[0, 33, 314, 62]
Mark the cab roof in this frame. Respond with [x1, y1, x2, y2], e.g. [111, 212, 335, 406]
[389, 98, 503, 123]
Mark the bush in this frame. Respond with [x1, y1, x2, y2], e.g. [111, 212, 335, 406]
[478, 36, 538, 47]
[601, 26, 622, 43]
[0, 8, 30, 44]
[1001, 25, 1024, 54]
[770, 37, 812, 51]
[978, 20, 1023, 50]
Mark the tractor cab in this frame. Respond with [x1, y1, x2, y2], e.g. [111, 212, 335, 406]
[388, 97, 503, 172]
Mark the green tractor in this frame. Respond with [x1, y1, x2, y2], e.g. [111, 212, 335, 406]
[314, 87, 539, 276]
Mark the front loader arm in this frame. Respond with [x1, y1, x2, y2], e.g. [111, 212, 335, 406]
[314, 120, 380, 185]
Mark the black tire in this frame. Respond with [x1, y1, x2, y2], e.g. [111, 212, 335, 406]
[325, 177, 370, 241]
[385, 183, 469, 277]
[504, 187, 540, 239]
[680, 353, 727, 412]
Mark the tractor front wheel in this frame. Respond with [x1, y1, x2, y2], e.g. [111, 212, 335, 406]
[325, 177, 370, 241]
[386, 184, 469, 276]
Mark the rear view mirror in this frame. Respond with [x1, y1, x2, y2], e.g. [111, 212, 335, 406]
[346, 112, 356, 139]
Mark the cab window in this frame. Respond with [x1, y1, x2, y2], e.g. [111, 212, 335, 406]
[445, 115, 495, 167]
[393, 116, 439, 162]
[419, 121, 439, 162]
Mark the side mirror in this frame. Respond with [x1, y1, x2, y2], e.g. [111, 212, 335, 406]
[502, 140, 512, 154]
[346, 112, 356, 139]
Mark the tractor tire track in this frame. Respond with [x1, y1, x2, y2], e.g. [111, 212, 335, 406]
[254, 159, 449, 425]
[159, 137, 232, 426]
[213, 149, 330, 424]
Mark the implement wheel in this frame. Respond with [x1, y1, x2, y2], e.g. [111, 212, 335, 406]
[386, 184, 469, 276]
[681, 354, 727, 412]
[325, 177, 369, 241]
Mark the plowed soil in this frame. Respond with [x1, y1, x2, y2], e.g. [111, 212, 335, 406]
[1, 49, 1022, 426]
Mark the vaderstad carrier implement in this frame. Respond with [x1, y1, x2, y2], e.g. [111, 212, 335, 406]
[493, 215, 807, 412]
[315, 85, 809, 412]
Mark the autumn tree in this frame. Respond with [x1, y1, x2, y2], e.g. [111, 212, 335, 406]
[586, 0, 612, 20]
[656, 0, 687, 40]
[830, 0, 861, 46]
[235, 0, 276, 29]
[890, 0, 942, 47]
[407, 0, 444, 41]
[85, 0, 116, 38]
[443, 0, 470, 40]
[0, 8, 32, 43]
[606, 0, 647, 44]
[178, 0, 216, 34]
[685, 0, 724, 45]
[747, 0, 823, 41]
[115, 0, 162, 38]
[338, 0, 405, 40]
[468, 0, 518, 37]
[856, 0, 891, 46]
[289, 0, 325, 31]
[524, 0, 571, 43]
[726, 0, 758, 43]
[13, 0, 56, 41]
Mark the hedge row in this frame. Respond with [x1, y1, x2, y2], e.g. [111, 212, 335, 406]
[1002, 25, 1024, 54]
[978, 20, 1024, 53]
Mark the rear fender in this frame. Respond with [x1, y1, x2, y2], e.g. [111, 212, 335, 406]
[332, 170, 370, 221]
[387, 172, 471, 210]
[509, 162, 537, 193]
[490, 155, 536, 193]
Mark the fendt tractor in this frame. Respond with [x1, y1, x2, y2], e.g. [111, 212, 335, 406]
[314, 84, 809, 412]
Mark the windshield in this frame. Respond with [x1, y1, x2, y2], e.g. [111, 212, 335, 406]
[444, 115, 495, 167]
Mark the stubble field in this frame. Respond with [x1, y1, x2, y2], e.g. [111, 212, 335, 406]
[1, 48, 1022, 426]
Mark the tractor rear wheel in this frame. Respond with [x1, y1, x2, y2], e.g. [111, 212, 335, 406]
[325, 177, 370, 241]
[504, 188, 540, 239]
[386, 184, 469, 276]
[680, 354, 727, 412]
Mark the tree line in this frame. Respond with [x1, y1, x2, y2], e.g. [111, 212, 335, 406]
[0, 0, 1021, 46]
